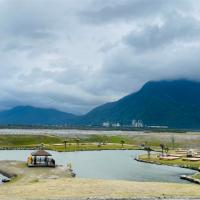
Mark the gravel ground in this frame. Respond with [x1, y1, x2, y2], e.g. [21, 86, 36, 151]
[0, 161, 200, 200]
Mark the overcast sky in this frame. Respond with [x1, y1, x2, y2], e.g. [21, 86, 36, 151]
[0, 0, 200, 114]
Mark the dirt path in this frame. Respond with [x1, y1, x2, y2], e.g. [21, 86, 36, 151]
[0, 161, 200, 200]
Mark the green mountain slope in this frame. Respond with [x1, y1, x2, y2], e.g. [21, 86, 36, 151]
[0, 106, 76, 125]
[80, 80, 200, 128]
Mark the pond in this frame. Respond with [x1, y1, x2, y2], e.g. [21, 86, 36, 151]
[0, 150, 196, 184]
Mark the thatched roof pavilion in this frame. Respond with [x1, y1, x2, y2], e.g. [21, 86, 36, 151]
[28, 149, 55, 167]
[31, 149, 52, 157]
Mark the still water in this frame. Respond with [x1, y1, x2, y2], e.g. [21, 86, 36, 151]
[0, 150, 196, 183]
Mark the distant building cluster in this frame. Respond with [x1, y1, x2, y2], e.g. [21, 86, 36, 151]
[132, 120, 144, 128]
[102, 119, 144, 128]
[102, 119, 168, 129]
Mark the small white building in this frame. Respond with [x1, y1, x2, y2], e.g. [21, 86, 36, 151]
[102, 122, 110, 127]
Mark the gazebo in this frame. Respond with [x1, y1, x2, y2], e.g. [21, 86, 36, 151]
[27, 149, 55, 167]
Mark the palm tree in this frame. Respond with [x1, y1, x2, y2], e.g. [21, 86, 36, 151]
[144, 146, 152, 159]
[120, 140, 125, 147]
[160, 144, 165, 156]
[63, 139, 69, 151]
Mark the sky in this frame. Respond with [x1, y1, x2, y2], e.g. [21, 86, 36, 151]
[0, 0, 200, 114]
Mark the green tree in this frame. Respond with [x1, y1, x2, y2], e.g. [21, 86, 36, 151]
[120, 140, 125, 147]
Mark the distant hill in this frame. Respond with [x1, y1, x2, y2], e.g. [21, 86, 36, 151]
[79, 80, 200, 129]
[0, 106, 76, 125]
[1, 80, 200, 129]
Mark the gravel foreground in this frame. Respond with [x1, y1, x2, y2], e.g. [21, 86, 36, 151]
[1, 198, 199, 200]
[0, 161, 200, 200]
[1, 177, 200, 200]
[55, 198, 200, 199]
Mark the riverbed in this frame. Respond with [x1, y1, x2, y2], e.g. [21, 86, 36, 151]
[0, 150, 196, 184]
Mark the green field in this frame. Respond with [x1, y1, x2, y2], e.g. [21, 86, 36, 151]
[192, 173, 200, 179]
[0, 134, 139, 151]
[0, 132, 200, 151]
[138, 154, 200, 171]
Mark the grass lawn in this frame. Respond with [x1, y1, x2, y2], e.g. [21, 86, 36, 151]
[192, 173, 200, 179]
[47, 143, 139, 152]
[138, 153, 200, 172]
[0, 134, 140, 151]
[0, 134, 63, 147]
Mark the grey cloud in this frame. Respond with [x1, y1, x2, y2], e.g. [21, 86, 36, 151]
[124, 14, 200, 52]
[80, 0, 191, 24]
[0, 2, 49, 39]
[3, 43, 34, 52]
[98, 40, 200, 97]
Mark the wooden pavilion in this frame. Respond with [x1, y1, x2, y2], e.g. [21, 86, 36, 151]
[27, 149, 55, 167]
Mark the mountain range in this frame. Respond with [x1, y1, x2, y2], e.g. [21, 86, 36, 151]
[1, 79, 200, 129]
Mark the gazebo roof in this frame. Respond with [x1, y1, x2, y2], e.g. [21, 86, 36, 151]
[31, 149, 52, 157]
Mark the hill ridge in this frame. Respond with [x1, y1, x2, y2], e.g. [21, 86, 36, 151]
[1, 79, 200, 129]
